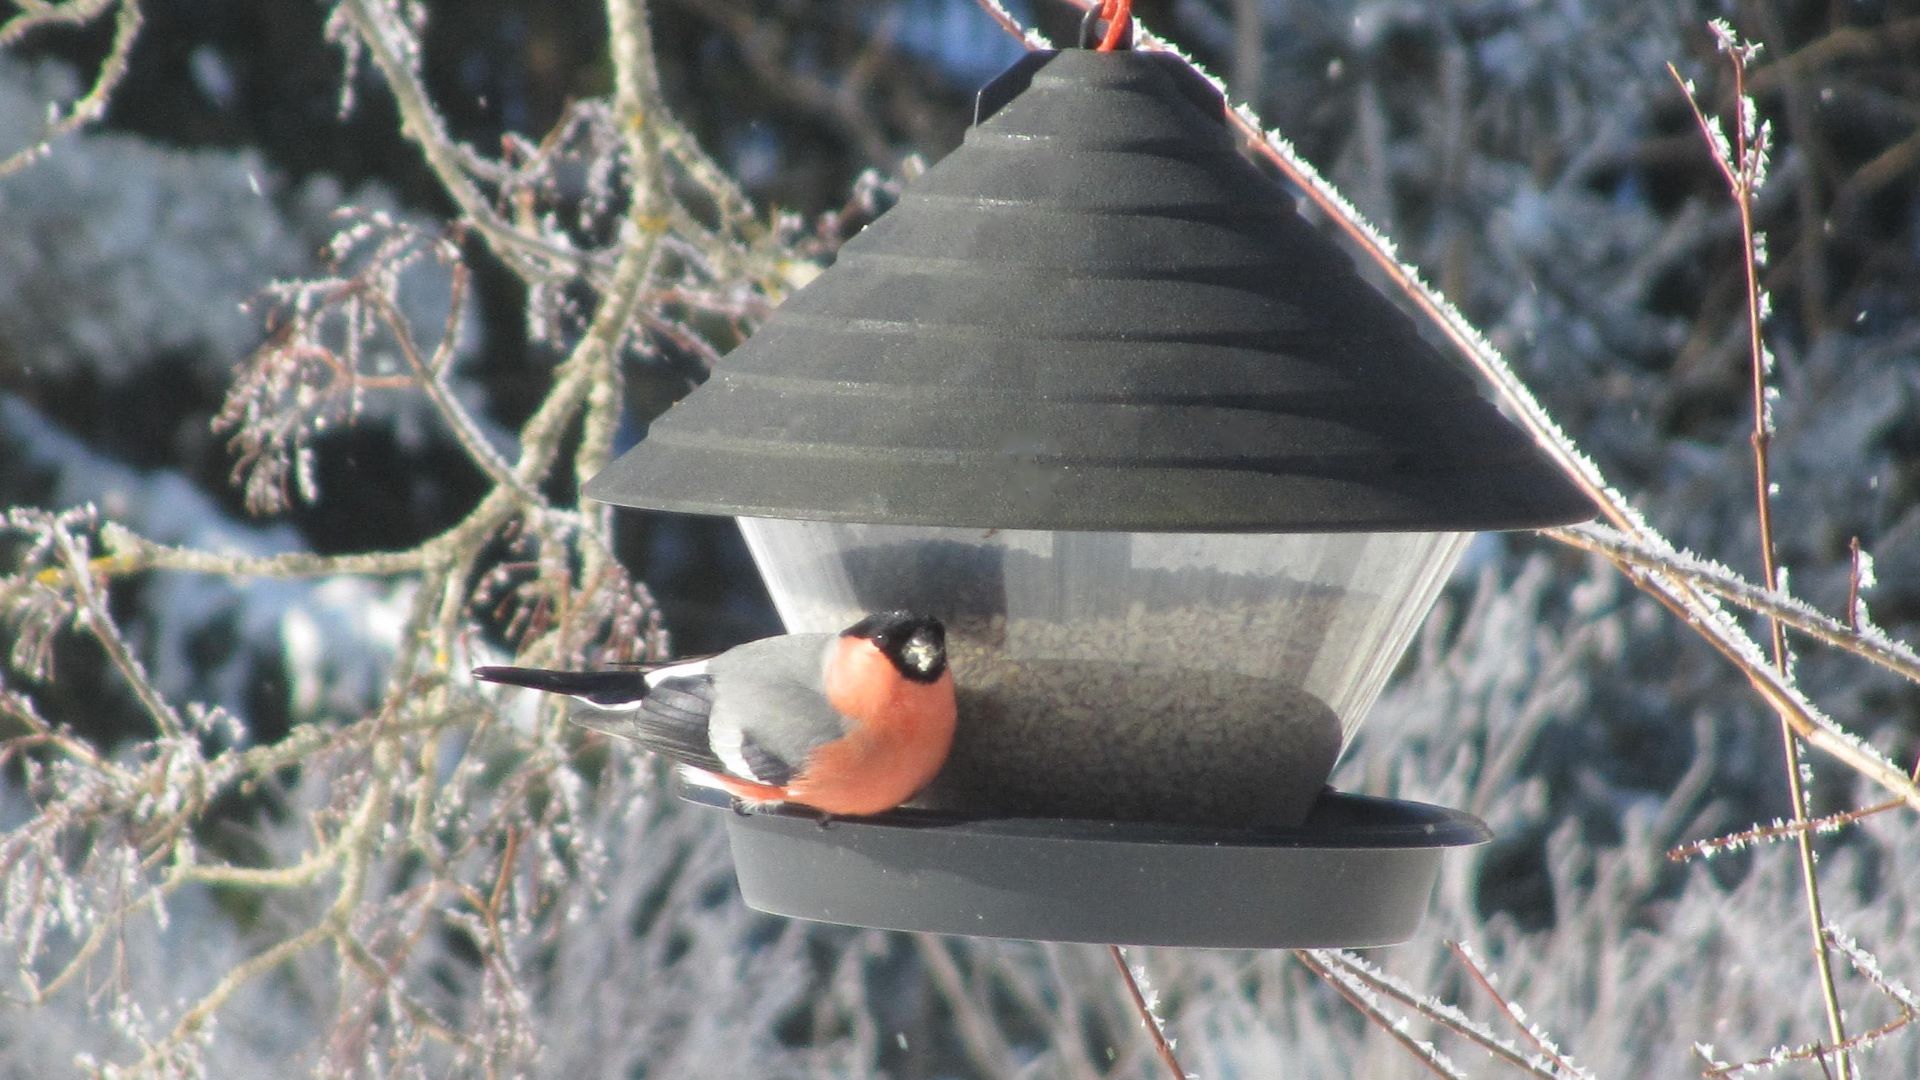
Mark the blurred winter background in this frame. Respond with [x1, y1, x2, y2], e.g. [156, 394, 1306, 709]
[3, 0, 1920, 1076]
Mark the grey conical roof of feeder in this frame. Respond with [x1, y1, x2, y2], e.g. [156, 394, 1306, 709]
[585, 47, 1594, 533]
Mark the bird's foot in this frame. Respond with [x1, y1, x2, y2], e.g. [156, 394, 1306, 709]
[731, 801, 753, 818]
[814, 811, 835, 830]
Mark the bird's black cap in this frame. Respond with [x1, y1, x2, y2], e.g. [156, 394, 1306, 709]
[842, 611, 948, 684]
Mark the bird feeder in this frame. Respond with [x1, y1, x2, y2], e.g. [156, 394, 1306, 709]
[584, 38, 1592, 947]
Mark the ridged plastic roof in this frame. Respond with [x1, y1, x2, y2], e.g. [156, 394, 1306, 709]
[585, 48, 1594, 531]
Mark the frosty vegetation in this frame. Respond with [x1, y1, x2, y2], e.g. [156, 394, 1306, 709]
[3, 0, 1920, 1077]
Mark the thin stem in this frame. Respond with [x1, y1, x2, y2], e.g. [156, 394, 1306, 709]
[1445, 941, 1587, 1079]
[0, 0, 143, 177]
[1847, 537, 1864, 634]
[1696, 43, 1852, 1075]
[969, 0, 1028, 40]
[361, 263, 542, 503]
[1294, 950, 1466, 1080]
[1108, 946, 1186, 1080]
[1604, 552, 1920, 812]
[332, 0, 568, 285]
[1825, 927, 1920, 1012]
[1550, 523, 1920, 688]
[133, 920, 332, 1072]
[1668, 797, 1904, 862]
[0, 688, 118, 775]
[913, 935, 1019, 1076]
[0, 0, 117, 45]
[1703, 1015, 1916, 1079]
[1314, 949, 1560, 1077]
[336, 929, 473, 1051]
[49, 527, 184, 738]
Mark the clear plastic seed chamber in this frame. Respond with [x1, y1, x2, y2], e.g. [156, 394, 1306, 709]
[742, 520, 1468, 827]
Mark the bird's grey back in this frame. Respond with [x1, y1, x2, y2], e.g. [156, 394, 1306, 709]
[707, 633, 850, 767]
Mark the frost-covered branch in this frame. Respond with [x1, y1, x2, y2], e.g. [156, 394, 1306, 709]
[1294, 949, 1470, 1080]
[1607, 544, 1920, 812]
[1109, 945, 1190, 1080]
[0, 0, 141, 176]
[1668, 798, 1911, 863]
[1553, 523, 1920, 688]
[1446, 941, 1593, 1080]
[1672, 29, 1852, 1066]
[1304, 949, 1572, 1079]
[0, 0, 764, 1070]
[325, 0, 564, 284]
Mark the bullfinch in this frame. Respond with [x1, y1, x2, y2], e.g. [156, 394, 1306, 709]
[473, 611, 956, 817]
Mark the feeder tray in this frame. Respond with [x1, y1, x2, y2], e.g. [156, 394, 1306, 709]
[687, 784, 1491, 948]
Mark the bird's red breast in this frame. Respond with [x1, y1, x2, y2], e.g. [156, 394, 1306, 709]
[763, 634, 957, 816]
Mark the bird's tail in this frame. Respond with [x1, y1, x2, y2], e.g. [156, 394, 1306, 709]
[471, 666, 652, 706]
[475, 664, 727, 776]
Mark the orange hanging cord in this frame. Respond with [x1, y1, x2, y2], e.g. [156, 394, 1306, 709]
[1095, 0, 1133, 51]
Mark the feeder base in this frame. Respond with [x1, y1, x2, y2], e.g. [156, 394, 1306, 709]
[684, 785, 1489, 948]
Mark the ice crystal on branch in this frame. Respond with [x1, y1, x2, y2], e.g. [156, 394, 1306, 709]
[213, 212, 469, 514]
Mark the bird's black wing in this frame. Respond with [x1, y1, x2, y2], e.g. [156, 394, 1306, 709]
[736, 732, 799, 787]
[573, 675, 727, 776]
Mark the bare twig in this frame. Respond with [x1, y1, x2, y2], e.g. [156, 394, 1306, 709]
[1826, 927, 1920, 1014]
[914, 935, 1020, 1077]
[1668, 798, 1904, 862]
[1603, 551, 1920, 813]
[335, 929, 474, 1051]
[1750, 939, 1919, 1076]
[0, 0, 143, 177]
[1550, 523, 1920, 688]
[1703, 1016, 1917, 1079]
[970, 0, 1028, 41]
[44, 522, 184, 738]
[1847, 537, 1865, 635]
[1671, 32, 1851, 1073]
[1294, 950, 1467, 1080]
[0, 0, 117, 44]
[358, 251, 543, 502]
[94, 523, 429, 579]
[1445, 941, 1590, 1079]
[1108, 946, 1188, 1080]
[1313, 949, 1565, 1077]
[330, 0, 580, 285]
